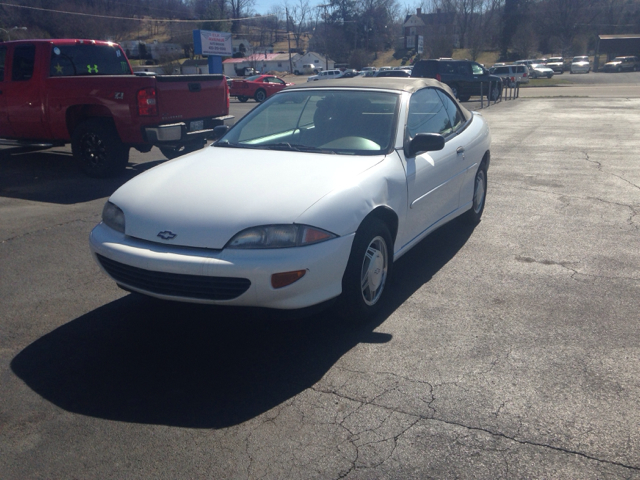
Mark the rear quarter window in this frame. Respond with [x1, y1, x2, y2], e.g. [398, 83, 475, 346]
[49, 44, 130, 77]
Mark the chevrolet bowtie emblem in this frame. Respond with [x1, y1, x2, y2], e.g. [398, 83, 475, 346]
[158, 231, 177, 240]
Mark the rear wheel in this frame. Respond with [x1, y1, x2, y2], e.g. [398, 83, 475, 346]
[449, 83, 460, 99]
[487, 84, 501, 101]
[461, 164, 487, 225]
[237, 96, 249, 103]
[254, 89, 267, 102]
[339, 218, 393, 321]
[71, 118, 129, 178]
[458, 94, 471, 102]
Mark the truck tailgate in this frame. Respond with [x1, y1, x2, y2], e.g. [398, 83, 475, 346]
[155, 74, 228, 121]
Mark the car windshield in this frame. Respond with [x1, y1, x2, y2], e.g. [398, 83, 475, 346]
[216, 90, 399, 155]
[573, 57, 588, 62]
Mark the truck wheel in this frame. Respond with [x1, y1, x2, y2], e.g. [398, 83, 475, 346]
[254, 89, 267, 102]
[159, 141, 204, 160]
[71, 118, 129, 178]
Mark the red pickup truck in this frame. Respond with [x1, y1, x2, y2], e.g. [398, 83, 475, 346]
[0, 39, 232, 177]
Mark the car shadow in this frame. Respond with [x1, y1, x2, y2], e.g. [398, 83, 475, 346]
[0, 147, 166, 204]
[11, 220, 475, 428]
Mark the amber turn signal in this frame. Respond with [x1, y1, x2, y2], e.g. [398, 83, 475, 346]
[271, 270, 306, 289]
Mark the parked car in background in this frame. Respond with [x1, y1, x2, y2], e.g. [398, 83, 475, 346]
[374, 69, 411, 78]
[89, 78, 491, 319]
[603, 56, 639, 72]
[294, 64, 322, 75]
[545, 56, 565, 73]
[0, 39, 232, 176]
[307, 69, 345, 82]
[528, 63, 555, 79]
[412, 59, 502, 101]
[229, 74, 293, 103]
[570, 56, 590, 74]
[489, 64, 530, 86]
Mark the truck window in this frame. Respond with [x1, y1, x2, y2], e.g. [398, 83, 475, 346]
[0, 46, 6, 81]
[12, 45, 35, 81]
[49, 44, 131, 77]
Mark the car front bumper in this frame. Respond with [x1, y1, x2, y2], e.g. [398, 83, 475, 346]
[89, 223, 355, 310]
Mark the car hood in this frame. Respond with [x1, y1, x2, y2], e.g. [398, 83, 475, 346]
[110, 147, 385, 249]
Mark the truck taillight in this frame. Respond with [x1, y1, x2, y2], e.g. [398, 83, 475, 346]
[436, 73, 442, 82]
[137, 87, 157, 116]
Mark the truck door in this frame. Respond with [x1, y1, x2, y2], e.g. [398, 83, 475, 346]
[0, 45, 11, 137]
[4, 44, 49, 140]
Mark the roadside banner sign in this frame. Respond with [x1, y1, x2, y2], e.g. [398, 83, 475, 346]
[193, 30, 232, 56]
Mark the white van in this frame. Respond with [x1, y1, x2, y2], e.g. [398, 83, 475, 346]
[307, 69, 344, 82]
[295, 64, 323, 75]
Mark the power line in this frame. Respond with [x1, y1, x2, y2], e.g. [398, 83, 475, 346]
[0, 2, 272, 23]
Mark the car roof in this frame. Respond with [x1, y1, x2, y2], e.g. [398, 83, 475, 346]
[286, 77, 450, 94]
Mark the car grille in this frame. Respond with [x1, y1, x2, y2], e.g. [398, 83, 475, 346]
[96, 254, 251, 301]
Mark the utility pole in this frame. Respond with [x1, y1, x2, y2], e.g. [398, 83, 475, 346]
[286, 8, 293, 74]
[319, 4, 330, 70]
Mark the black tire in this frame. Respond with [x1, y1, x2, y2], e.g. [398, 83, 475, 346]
[547, 73, 553, 79]
[461, 163, 487, 225]
[449, 83, 460, 99]
[339, 218, 393, 321]
[71, 118, 129, 178]
[254, 89, 267, 102]
[617, 66, 622, 73]
[294, 70, 300, 75]
[159, 141, 204, 160]
[487, 85, 500, 101]
[458, 94, 471, 102]
[238, 96, 249, 103]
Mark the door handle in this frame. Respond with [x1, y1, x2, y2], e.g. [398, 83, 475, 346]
[456, 146, 465, 154]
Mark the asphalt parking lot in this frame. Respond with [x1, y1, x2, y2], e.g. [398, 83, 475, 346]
[1, 79, 639, 478]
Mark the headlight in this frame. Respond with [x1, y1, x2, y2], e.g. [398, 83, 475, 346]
[226, 224, 337, 249]
[102, 201, 125, 233]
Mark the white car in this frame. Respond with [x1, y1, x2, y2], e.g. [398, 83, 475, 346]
[89, 78, 491, 319]
[528, 63, 554, 79]
[570, 56, 590, 74]
[307, 69, 344, 82]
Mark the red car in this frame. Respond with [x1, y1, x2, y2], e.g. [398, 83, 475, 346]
[229, 74, 294, 102]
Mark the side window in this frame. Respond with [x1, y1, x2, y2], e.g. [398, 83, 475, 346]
[471, 63, 484, 75]
[407, 88, 453, 138]
[436, 90, 466, 132]
[12, 45, 36, 81]
[0, 47, 6, 81]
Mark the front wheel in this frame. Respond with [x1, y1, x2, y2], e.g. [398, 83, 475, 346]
[254, 89, 267, 102]
[339, 218, 393, 321]
[237, 95, 249, 103]
[71, 118, 129, 178]
[461, 164, 487, 225]
[458, 94, 471, 102]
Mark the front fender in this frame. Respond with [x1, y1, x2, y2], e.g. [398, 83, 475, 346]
[294, 153, 407, 238]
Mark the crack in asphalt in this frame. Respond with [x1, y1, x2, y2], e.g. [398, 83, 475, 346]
[1, 215, 100, 244]
[310, 378, 640, 478]
[582, 151, 640, 192]
[515, 255, 639, 282]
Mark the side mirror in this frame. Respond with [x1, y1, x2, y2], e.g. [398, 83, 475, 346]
[406, 133, 445, 157]
[212, 125, 230, 140]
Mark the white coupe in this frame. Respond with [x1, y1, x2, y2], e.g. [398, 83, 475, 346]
[90, 78, 491, 319]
